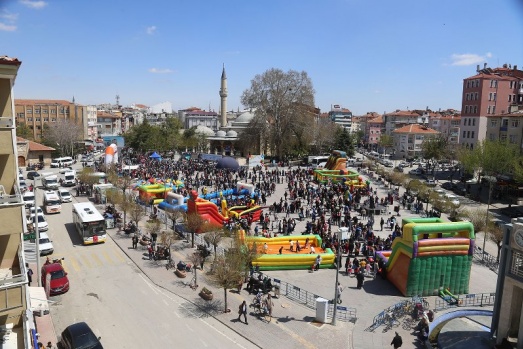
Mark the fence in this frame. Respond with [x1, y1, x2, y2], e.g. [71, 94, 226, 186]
[434, 292, 496, 312]
[473, 246, 499, 274]
[327, 304, 358, 323]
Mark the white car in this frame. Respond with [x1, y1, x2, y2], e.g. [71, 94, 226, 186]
[409, 168, 423, 175]
[38, 232, 54, 256]
[59, 166, 74, 174]
[444, 193, 461, 207]
[58, 189, 72, 203]
[30, 213, 49, 232]
[27, 206, 44, 218]
[22, 191, 36, 207]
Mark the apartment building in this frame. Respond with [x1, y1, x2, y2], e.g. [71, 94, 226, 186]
[366, 115, 384, 150]
[97, 110, 122, 137]
[392, 124, 439, 159]
[14, 99, 84, 140]
[0, 56, 33, 347]
[328, 105, 353, 131]
[383, 109, 431, 136]
[460, 63, 523, 149]
[486, 109, 523, 147]
[430, 114, 461, 145]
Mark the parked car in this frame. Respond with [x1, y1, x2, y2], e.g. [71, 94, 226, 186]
[27, 171, 41, 180]
[27, 206, 44, 218]
[409, 168, 423, 175]
[19, 180, 28, 191]
[23, 191, 36, 207]
[425, 179, 437, 187]
[443, 193, 461, 207]
[441, 182, 456, 191]
[38, 232, 54, 256]
[452, 183, 468, 196]
[58, 189, 72, 203]
[393, 166, 404, 173]
[41, 259, 69, 296]
[59, 322, 102, 349]
[30, 213, 49, 232]
[59, 166, 74, 174]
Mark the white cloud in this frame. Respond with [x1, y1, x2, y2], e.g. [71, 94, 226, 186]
[0, 11, 18, 31]
[146, 26, 156, 35]
[148, 68, 174, 74]
[0, 22, 17, 31]
[19, 0, 48, 9]
[450, 52, 492, 66]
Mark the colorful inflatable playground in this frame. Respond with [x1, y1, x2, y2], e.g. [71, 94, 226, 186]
[313, 150, 366, 189]
[239, 232, 336, 271]
[376, 218, 475, 297]
[136, 180, 184, 205]
[187, 190, 263, 227]
[159, 182, 257, 212]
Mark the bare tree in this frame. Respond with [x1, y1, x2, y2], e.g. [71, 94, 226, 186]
[241, 68, 315, 159]
[204, 230, 224, 261]
[128, 200, 146, 232]
[42, 119, 83, 156]
[207, 252, 244, 313]
[487, 222, 504, 262]
[188, 252, 204, 288]
[185, 212, 214, 248]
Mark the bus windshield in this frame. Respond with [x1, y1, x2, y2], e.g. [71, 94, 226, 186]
[82, 221, 106, 236]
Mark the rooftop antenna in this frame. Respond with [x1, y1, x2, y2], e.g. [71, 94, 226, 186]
[116, 94, 120, 107]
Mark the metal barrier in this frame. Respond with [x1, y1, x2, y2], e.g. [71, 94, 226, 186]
[327, 304, 358, 323]
[473, 246, 499, 274]
[434, 292, 496, 312]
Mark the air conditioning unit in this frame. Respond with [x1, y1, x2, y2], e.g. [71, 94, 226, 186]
[0, 323, 14, 342]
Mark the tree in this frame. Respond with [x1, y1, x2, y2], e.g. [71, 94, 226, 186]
[378, 134, 394, 156]
[204, 230, 224, 261]
[41, 119, 83, 157]
[208, 253, 242, 313]
[334, 127, 356, 157]
[241, 68, 315, 159]
[487, 222, 504, 262]
[185, 213, 214, 248]
[421, 135, 449, 176]
[128, 200, 146, 231]
[16, 122, 34, 140]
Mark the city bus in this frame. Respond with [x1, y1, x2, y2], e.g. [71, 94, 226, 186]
[72, 202, 106, 244]
[43, 190, 62, 214]
[309, 156, 330, 169]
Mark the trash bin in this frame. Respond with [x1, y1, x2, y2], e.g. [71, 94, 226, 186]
[105, 214, 114, 229]
[273, 285, 280, 298]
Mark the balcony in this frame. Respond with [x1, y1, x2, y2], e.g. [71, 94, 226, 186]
[0, 245, 25, 289]
[0, 185, 23, 206]
[0, 117, 14, 129]
[500, 126, 508, 132]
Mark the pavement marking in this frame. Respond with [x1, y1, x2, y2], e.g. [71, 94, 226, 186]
[90, 252, 103, 267]
[101, 250, 114, 264]
[68, 255, 81, 272]
[185, 323, 195, 332]
[198, 339, 208, 347]
[111, 245, 127, 263]
[197, 317, 250, 349]
[138, 273, 160, 295]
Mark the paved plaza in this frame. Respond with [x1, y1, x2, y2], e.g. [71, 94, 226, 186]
[105, 159, 501, 349]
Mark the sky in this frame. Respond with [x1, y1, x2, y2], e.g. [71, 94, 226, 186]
[1, 0, 523, 115]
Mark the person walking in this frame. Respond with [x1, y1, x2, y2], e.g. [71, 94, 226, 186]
[238, 300, 248, 324]
[391, 332, 403, 348]
[132, 234, 138, 249]
[26, 263, 33, 286]
[337, 282, 343, 303]
[380, 217, 384, 231]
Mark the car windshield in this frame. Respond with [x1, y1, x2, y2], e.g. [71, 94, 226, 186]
[33, 215, 46, 223]
[65, 175, 74, 180]
[50, 269, 66, 279]
[61, 192, 71, 197]
[24, 196, 34, 202]
[72, 331, 100, 349]
[39, 238, 50, 244]
[46, 179, 58, 185]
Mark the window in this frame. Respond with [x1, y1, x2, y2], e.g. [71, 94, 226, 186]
[466, 93, 469, 101]
[510, 251, 523, 278]
[493, 93, 496, 101]
[467, 81, 470, 88]
[36, 118, 40, 122]
[492, 106, 495, 114]
[476, 80, 480, 87]
[463, 131, 466, 138]
[27, 109, 32, 114]
[487, 106, 491, 114]
[500, 134, 507, 142]
[51, 109, 56, 114]
[27, 117, 33, 122]
[43, 118, 49, 122]
[494, 80, 498, 88]
[511, 120, 520, 128]
[474, 106, 478, 113]
[34, 108, 40, 114]
[475, 92, 478, 100]
[502, 119, 509, 127]
[468, 118, 472, 126]
[51, 118, 56, 122]
[60, 107, 65, 114]
[472, 119, 475, 126]
[471, 131, 475, 138]
[509, 135, 517, 144]
[491, 120, 498, 127]
[489, 134, 495, 141]
[42, 109, 48, 114]
[465, 106, 469, 113]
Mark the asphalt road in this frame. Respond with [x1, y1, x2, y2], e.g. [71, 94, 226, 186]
[23, 165, 258, 349]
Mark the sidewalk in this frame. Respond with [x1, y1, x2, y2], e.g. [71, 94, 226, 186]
[106, 164, 499, 349]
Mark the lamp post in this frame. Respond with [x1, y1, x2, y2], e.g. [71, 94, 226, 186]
[332, 230, 342, 326]
[34, 185, 41, 287]
[482, 181, 494, 260]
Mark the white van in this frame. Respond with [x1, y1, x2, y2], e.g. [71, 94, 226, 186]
[50, 157, 73, 168]
[62, 171, 76, 187]
[42, 175, 59, 190]
[22, 191, 35, 207]
[43, 190, 62, 214]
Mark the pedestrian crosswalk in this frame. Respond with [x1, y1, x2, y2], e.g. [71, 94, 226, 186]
[24, 241, 127, 272]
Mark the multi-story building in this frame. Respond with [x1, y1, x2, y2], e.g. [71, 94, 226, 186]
[328, 105, 353, 131]
[97, 110, 122, 136]
[383, 109, 431, 136]
[0, 56, 33, 347]
[392, 124, 439, 160]
[85, 105, 98, 141]
[460, 63, 523, 149]
[178, 108, 220, 132]
[430, 114, 461, 145]
[14, 99, 84, 140]
[486, 109, 523, 147]
[366, 115, 384, 150]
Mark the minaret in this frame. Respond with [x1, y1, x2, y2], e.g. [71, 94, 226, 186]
[219, 64, 228, 128]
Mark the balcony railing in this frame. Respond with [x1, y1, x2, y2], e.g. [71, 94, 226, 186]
[0, 117, 14, 129]
[0, 185, 23, 205]
[500, 126, 508, 132]
[0, 244, 26, 288]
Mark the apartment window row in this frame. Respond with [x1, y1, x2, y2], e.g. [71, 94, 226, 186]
[487, 105, 497, 114]
[465, 92, 479, 101]
[462, 117, 476, 126]
[489, 80, 498, 88]
[466, 79, 480, 88]
[464, 105, 478, 114]
[509, 81, 523, 89]
[462, 130, 475, 139]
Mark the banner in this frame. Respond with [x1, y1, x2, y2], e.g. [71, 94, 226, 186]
[248, 154, 264, 167]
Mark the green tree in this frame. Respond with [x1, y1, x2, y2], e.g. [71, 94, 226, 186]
[241, 68, 315, 159]
[334, 127, 355, 157]
[16, 122, 34, 140]
[378, 134, 394, 156]
[421, 135, 449, 176]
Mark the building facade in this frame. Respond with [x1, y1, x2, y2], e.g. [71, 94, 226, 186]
[14, 99, 84, 140]
[328, 105, 353, 131]
[366, 115, 384, 150]
[392, 124, 439, 160]
[460, 63, 523, 149]
[430, 115, 461, 145]
[85, 105, 98, 141]
[178, 108, 220, 132]
[0, 56, 34, 348]
[486, 109, 523, 147]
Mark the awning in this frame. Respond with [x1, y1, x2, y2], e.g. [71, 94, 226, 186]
[28, 286, 49, 316]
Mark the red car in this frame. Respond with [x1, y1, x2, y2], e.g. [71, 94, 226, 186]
[41, 261, 70, 296]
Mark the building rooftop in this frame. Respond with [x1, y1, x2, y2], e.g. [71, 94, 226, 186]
[15, 99, 75, 106]
[0, 56, 22, 66]
[17, 137, 55, 151]
[393, 124, 439, 134]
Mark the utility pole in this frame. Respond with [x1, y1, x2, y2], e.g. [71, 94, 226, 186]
[332, 230, 342, 326]
[34, 186, 41, 287]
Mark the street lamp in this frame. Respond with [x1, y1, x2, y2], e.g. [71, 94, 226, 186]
[332, 230, 342, 326]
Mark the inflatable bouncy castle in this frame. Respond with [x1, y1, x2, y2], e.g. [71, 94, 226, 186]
[105, 143, 118, 165]
[376, 218, 475, 297]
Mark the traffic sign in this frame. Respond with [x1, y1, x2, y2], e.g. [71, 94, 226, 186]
[24, 233, 36, 241]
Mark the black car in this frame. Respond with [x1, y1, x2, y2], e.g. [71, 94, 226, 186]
[441, 182, 455, 191]
[59, 322, 103, 349]
[27, 171, 41, 180]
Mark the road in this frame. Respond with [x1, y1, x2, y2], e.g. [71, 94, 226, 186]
[24, 166, 258, 349]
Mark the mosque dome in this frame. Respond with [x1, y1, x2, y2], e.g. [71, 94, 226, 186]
[226, 130, 238, 137]
[234, 110, 255, 124]
[194, 125, 215, 136]
[216, 130, 227, 137]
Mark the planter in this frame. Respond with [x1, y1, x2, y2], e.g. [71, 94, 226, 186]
[199, 288, 213, 301]
[174, 269, 187, 278]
